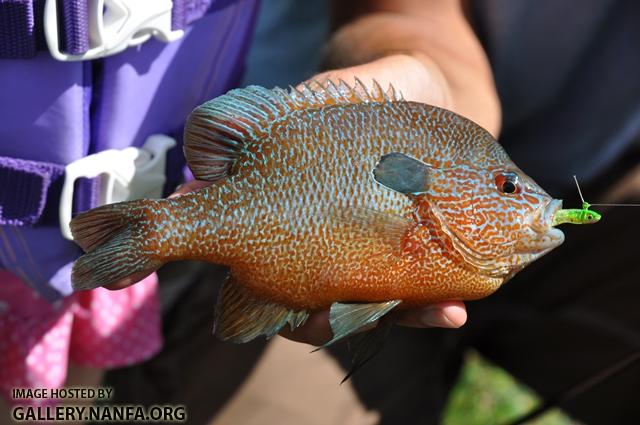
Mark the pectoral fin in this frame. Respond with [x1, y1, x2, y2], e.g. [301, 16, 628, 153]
[373, 152, 431, 195]
[319, 300, 401, 348]
[214, 275, 309, 343]
[324, 206, 411, 254]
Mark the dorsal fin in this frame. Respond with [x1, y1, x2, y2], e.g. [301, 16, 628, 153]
[183, 79, 403, 181]
[292, 78, 403, 108]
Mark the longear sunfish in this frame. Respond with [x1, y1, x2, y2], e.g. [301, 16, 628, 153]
[70, 80, 574, 364]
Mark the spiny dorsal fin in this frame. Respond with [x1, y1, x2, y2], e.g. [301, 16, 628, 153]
[293, 78, 403, 108]
[184, 79, 403, 182]
[214, 275, 308, 343]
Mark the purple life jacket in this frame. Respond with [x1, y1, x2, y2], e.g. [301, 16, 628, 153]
[0, 0, 260, 301]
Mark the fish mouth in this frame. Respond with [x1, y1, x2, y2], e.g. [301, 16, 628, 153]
[431, 198, 565, 279]
[533, 199, 562, 230]
[531, 199, 565, 250]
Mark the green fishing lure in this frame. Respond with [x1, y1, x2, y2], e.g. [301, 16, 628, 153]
[552, 201, 601, 226]
[552, 176, 604, 226]
[550, 173, 640, 226]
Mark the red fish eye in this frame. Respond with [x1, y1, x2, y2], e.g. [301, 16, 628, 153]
[495, 172, 521, 194]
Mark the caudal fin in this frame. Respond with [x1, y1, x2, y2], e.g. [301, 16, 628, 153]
[70, 201, 160, 290]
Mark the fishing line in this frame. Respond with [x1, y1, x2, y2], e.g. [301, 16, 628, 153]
[573, 175, 640, 207]
[505, 177, 640, 425]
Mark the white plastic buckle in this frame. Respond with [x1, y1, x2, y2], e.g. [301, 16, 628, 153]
[59, 134, 176, 240]
[44, 0, 184, 61]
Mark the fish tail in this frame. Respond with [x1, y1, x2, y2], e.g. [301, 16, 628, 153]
[70, 200, 161, 290]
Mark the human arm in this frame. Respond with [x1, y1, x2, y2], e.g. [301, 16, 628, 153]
[316, 0, 500, 135]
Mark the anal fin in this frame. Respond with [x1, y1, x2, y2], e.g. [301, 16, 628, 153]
[214, 275, 309, 343]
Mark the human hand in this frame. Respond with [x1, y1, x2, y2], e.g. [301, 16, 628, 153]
[280, 0, 504, 343]
[311, 53, 454, 108]
[280, 302, 467, 346]
[275, 55, 471, 344]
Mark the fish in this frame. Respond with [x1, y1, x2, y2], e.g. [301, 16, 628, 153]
[69, 79, 572, 369]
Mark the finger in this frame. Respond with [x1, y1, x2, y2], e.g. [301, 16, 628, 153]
[169, 180, 211, 198]
[396, 301, 467, 328]
[104, 270, 155, 290]
[307, 54, 453, 107]
[279, 310, 332, 346]
[280, 301, 467, 345]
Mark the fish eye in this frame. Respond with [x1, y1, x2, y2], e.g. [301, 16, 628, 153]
[495, 172, 521, 195]
[587, 214, 594, 220]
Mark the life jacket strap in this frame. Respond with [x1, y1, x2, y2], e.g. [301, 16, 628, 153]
[0, 135, 177, 240]
[0, 156, 66, 226]
[0, 0, 215, 60]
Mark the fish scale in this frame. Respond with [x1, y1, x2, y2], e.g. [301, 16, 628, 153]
[69, 81, 571, 360]
[213, 105, 418, 305]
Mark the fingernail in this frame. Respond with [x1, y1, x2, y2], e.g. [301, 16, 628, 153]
[421, 308, 456, 328]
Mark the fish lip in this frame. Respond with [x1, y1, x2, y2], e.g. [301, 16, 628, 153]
[531, 198, 565, 250]
[533, 199, 563, 231]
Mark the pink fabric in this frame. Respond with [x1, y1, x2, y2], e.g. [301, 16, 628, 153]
[0, 270, 162, 406]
